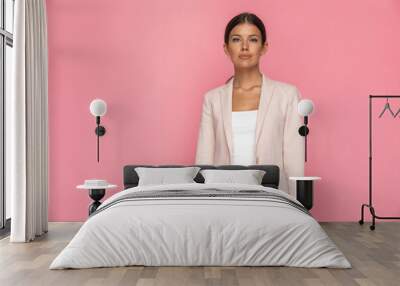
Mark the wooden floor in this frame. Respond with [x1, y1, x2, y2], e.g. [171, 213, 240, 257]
[0, 222, 399, 286]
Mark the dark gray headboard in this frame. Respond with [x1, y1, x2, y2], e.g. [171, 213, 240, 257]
[123, 165, 280, 189]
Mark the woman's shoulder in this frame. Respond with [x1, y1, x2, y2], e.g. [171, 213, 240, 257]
[268, 77, 300, 98]
[202, 83, 227, 101]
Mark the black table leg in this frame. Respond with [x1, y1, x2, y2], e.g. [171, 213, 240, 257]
[296, 180, 313, 210]
[88, 189, 105, 215]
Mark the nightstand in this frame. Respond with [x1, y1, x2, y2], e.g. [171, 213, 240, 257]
[77, 180, 117, 215]
[289, 177, 321, 210]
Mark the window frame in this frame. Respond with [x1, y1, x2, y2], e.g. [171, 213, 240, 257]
[0, 0, 14, 232]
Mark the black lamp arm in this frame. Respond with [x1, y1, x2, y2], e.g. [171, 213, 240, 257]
[94, 116, 106, 162]
[298, 116, 309, 162]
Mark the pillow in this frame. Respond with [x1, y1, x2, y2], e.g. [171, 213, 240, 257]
[135, 167, 201, 186]
[200, 169, 266, 185]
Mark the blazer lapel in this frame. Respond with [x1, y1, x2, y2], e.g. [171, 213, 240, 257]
[221, 77, 234, 158]
[255, 74, 275, 150]
[220, 74, 275, 161]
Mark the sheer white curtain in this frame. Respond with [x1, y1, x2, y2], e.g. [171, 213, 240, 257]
[8, 0, 49, 242]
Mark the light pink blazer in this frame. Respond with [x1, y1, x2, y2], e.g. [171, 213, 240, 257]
[195, 73, 305, 195]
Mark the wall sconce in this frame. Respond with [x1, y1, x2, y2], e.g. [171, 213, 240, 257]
[90, 99, 107, 162]
[297, 99, 314, 162]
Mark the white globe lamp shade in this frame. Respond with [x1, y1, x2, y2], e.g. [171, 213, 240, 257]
[298, 99, 314, 117]
[90, 99, 107, 117]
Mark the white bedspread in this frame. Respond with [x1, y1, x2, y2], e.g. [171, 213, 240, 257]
[50, 183, 351, 269]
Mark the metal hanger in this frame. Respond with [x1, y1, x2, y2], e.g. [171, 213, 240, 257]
[378, 97, 395, 118]
[394, 106, 400, 118]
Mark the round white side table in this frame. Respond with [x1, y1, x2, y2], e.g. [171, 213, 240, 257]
[77, 182, 117, 215]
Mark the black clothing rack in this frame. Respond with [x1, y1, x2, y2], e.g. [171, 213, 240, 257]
[359, 95, 400, 230]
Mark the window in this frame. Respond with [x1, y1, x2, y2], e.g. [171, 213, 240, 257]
[0, 0, 14, 233]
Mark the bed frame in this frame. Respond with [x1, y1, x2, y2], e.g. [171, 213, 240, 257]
[123, 165, 280, 189]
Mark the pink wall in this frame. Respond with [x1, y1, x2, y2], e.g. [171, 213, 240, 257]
[46, 0, 400, 222]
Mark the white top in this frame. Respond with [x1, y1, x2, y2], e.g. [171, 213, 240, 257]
[77, 184, 117, 190]
[289, 177, 321, 181]
[231, 110, 258, 165]
[77, 179, 117, 190]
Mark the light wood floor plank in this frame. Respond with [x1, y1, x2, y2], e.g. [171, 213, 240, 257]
[0, 222, 399, 286]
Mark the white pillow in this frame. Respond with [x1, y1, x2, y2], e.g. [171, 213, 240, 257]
[135, 167, 201, 186]
[200, 169, 266, 185]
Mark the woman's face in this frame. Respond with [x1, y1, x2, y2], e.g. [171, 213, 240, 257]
[224, 22, 268, 69]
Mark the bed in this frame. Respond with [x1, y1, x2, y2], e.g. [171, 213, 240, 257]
[50, 165, 351, 269]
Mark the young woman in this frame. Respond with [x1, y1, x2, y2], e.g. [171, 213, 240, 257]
[195, 12, 304, 195]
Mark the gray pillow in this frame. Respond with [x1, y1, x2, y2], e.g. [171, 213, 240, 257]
[135, 167, 201, 186]
[200, 169, 266, 185]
